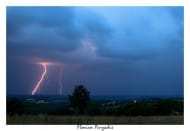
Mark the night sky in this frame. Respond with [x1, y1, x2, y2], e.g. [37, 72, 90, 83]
[7, 6, 184, 96]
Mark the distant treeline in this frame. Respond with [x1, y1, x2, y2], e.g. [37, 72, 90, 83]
[7, 98, 183, 116]
[7, 85, 183, 116]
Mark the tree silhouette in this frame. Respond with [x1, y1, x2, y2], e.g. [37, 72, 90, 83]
[69, 85, 90, 114]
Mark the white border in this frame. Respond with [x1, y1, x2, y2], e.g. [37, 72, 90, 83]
[0, 1, 6, 126]
[184, 1, 190, 127]
[0, 0, 185, 6]
[0, 0, 188, 131]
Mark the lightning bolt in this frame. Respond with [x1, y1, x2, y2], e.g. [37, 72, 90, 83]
[32, 63, 47, 95]
[59, 66, 63, 96]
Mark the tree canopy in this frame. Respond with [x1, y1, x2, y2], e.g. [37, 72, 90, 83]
[69, 85, 90, 114]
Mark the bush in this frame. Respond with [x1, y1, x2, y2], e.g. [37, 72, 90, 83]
[7, 98, 24, 115]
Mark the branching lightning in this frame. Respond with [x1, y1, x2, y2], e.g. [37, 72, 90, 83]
[59, 66, 63, 96]
[31, 61, 64, 95]
[32, 63, 47, 95]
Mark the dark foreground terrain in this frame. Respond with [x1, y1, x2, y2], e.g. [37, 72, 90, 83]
[7, 115, 183, 125]
[7, 95, 183, 124]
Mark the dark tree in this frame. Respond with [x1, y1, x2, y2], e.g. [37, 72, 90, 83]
[69, 85, 90, 114]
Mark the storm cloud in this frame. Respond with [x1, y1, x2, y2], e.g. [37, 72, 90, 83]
[7, 7, 183, 96]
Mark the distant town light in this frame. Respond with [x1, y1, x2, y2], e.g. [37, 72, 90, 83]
[133, 99, 137, 104]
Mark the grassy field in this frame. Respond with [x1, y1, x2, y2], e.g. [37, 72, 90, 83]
[7, 115, 183, 125]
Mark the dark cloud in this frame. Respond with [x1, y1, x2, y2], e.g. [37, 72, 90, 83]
[7, 7, 184, 63]
[7, 7, 113, 63]
[7, 7, 75, 34]
[7, 7, 184, 95]
[7, 7, 83, 62]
